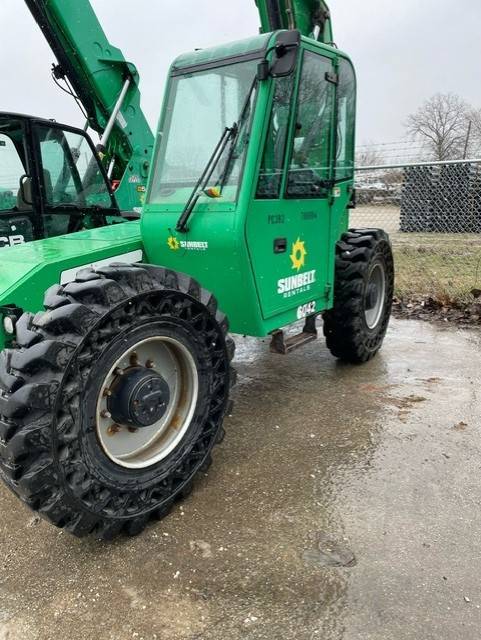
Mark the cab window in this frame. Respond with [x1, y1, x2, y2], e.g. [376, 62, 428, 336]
[37, 125, 113, 209]
[256, 75, 294, 199]
[335, 58, 356, 181]
[0, 123, 27, 212]
[286, 52, 335, 198]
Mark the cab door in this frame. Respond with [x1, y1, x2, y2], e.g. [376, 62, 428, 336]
[0, 118, 38, 247]
[246, 49, 337, 320]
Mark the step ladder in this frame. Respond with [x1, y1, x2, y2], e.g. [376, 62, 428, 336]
[269, 315, 318, 355]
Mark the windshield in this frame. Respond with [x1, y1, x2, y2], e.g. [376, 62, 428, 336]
[149, 59, 259, 205]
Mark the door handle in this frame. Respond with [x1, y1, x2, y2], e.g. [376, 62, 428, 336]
[274, 237, 287, 254]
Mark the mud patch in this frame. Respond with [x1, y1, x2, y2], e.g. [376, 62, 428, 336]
[387, 394, 427, 410]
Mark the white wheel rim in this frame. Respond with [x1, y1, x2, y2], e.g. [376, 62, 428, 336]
[364, 262, 386, 330]
[96, 337, 199, 469]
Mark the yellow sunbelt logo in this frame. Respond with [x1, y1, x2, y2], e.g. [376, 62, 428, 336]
[290, 237, 307, 271]
[167, 236, 181, 251]
[167, 235, 209, 252]
[277, 237, 316, 298]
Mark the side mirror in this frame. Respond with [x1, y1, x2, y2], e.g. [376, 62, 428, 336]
[19, 174, 33, 206]
[270, 30, 301, 78]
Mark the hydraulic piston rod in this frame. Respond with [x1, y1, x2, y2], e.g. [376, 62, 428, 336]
[98, 78, 131, 152]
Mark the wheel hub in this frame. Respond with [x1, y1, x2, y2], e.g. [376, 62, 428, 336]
[365, 283, 378, 310]
[108, 367, 171, 428]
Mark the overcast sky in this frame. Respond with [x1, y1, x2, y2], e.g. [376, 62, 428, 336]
[1, 0, 481, 147]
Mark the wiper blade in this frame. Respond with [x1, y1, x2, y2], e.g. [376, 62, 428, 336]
[47, 203, 86, 212]
[216, 81, 257, 194]
[46, 203, 108, 214]
[175, 125, 236, 233]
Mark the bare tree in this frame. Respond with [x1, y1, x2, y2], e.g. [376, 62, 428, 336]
[355, 142, 382, 167]
[405, 93, 471, 161]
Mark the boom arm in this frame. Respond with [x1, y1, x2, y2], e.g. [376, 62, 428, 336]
[255, 0, 333, 44]
[24, 0, 154, 210]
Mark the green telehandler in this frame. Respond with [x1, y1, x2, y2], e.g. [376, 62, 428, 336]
[0, 0, 394, 539]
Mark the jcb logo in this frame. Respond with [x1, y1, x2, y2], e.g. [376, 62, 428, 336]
[0, 235, 26, 248]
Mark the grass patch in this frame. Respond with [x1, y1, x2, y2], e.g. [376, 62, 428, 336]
[351, 205, 481, 305]
[391, 233, 481, 303]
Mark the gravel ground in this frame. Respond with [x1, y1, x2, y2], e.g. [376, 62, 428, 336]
[0, 318, 480, 640]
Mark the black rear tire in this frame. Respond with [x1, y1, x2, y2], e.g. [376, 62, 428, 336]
[0, 264, 234, 539]
[323, 229, 394, 364]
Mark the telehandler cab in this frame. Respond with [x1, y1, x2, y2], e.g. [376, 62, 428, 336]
[0, 0, 394, 539]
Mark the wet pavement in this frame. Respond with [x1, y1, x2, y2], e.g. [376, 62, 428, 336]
[0, 318, 480, 639]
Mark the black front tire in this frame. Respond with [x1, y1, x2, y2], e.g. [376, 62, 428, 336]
[323, 229, 394, 364]
[0, 264, 234, 539]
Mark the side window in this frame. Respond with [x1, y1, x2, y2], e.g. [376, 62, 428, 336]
[68, 132, 112, 208]
[336, 58, 356, 181]
[0, 125, 26, 211]
[37, 126, 112, 208]
[287, 52, 335, 198]
[256, 75, 294, 199]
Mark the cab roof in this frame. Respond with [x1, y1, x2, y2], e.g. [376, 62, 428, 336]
[169, 31, 352, 77]
[171, 33, 273, 75]
[0, 112, 55, 124]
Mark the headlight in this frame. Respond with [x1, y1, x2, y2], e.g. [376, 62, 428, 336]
[3, 315, 16, 335]
[0, 305, 23, 337]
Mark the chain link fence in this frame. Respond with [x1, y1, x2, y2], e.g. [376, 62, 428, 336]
[353, 160, 481, 305]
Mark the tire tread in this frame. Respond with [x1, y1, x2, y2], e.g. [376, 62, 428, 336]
[0, 264, 236, 539]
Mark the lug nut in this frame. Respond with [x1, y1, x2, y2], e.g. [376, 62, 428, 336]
[107, 424, 121, 436]
[146, 360, 155, 369]
[128, 427, 138, 433]
[130, 352, 139, 366]
[103, 389, 112, 398]
[114, 367, 125, 377]
[101, 410, 112, 419]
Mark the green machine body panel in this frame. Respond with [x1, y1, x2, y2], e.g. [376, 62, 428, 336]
[0, 222, 143, 351]
[141, 32, 356, 337]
